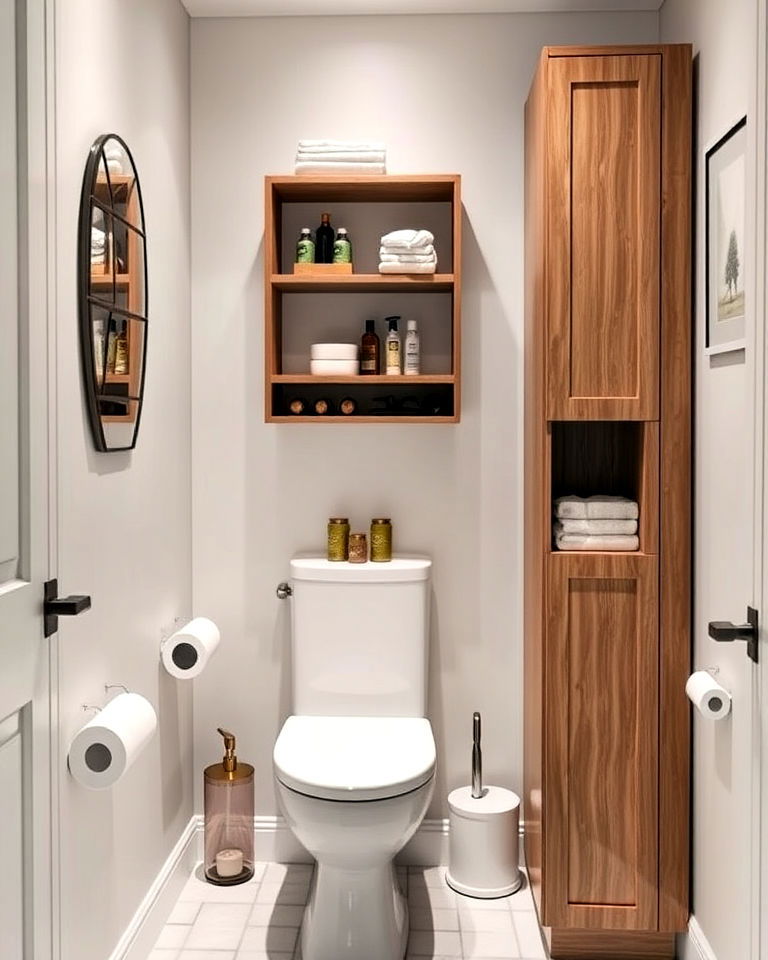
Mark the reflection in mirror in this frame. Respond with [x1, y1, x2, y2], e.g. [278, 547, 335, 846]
[78, 134, 147, 452]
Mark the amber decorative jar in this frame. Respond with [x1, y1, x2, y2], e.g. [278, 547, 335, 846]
[370, 518, 393, 562]
[348, 533, 368, 563]
[327, 518, 350, 561]
[204, 728, 254, 885]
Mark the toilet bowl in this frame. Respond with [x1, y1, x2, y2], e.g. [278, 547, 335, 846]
[274, 556, 434, 960]
[274, 716, 436, 960]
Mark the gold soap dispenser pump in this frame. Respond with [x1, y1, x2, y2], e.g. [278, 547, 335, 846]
[203, 727, 255, 885]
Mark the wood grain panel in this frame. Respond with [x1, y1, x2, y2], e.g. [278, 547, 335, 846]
[657, 44, 692, 932]
[523, 48, 549, 916]
[546, 553, 658, 929]
[550, 928, 675, 959]
[546, 55, 660, 420]
[452, 177, 462, 419]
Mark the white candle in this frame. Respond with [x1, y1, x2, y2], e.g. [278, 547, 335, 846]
[216, 848, 243, 878]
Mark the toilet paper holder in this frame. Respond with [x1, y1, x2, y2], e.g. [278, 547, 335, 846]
[82, 682, 130, 713]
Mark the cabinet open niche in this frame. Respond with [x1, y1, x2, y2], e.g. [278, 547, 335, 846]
[550, 420, 658, 554]
[264, 175, 461, 422]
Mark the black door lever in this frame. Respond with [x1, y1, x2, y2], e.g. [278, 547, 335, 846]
[43, 578, 92, 638]
[708, 606, 758, 663]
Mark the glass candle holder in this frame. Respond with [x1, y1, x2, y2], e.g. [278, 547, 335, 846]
[204, 759, 254, 885]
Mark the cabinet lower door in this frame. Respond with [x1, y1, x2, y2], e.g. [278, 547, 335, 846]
[544, 552, 659, 930]
[545, 54, 661, 420]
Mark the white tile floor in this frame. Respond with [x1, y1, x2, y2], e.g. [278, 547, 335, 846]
[148, 861, 550, 960]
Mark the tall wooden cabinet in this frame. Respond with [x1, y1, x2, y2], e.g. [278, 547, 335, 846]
[524, 45, 692, 960]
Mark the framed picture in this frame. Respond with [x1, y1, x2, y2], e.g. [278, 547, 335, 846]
[706, 116, 747, 354]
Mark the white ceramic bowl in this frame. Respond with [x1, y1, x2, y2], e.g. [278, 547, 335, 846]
[310, 359, 360, 376]
[310, 343, 359, 361]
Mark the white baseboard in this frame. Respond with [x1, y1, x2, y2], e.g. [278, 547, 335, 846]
[677, 916, 719, 960]
[193, 815, 455, 866]
[246, 814, 525, 867]
[111, 811, 526, 954]
[109, 815, 198, 960]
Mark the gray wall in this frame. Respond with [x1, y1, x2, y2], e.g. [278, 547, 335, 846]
[190, 10, 659, 819]
[660, 3, 758, 959]
[54, 2, 193, 958]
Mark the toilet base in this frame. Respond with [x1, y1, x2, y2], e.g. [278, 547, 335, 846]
[301, 862, 408, 960]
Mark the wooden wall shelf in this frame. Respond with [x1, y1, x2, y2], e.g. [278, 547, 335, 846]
[264, 175, 461, 422]
[524, 44, 692, 959]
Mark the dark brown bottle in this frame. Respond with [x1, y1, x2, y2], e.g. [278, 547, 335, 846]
[314, 398, 333, 415]
[339, 397, 357, 415]
[315, 213, 335, 264]
[361, 319, 380, 375]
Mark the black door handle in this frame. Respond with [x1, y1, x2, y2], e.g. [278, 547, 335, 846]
[708, 606, 758, 663]
[43, 578, 92, 637]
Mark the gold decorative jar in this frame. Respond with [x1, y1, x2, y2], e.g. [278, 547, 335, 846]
[370, 518, 393, 562]
[348, 533, 368, 563]
[327, 518, 350, 561]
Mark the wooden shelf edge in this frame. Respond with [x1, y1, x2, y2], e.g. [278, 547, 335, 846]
[271, 374, 455, 384]
[271, 273, 454, 290]
[548, 550, 655, 558]
[266, 415, 459, 424]
[90, 273, 131, 285]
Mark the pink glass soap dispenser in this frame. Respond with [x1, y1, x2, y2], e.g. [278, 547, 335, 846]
[204, 727, 255, 885]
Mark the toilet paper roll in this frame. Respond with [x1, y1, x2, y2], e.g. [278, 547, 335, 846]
[68, 692, 157, 789]
[161, 617, 220, 679]
[685, 670, 732, 720]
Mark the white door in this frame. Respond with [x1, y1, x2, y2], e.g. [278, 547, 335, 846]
[0, 2, 55, 959]
[692, 109, 763, 958]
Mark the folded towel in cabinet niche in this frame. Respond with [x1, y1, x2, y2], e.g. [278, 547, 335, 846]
[554, 495, 639, 521]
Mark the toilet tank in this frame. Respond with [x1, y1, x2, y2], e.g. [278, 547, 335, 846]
[289, 556, 431, 717]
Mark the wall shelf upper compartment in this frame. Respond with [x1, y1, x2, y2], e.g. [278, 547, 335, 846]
[264, 174, 462, 423]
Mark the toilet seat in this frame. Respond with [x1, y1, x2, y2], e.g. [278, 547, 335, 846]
[274, 715, 436, 802]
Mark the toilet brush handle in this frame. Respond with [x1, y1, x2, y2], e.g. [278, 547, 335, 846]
[472, 711, 482, 799]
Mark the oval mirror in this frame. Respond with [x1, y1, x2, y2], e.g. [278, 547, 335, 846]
[78, 134, 147, 451]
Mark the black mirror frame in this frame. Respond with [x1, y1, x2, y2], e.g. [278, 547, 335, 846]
[77, 133, 148, 452]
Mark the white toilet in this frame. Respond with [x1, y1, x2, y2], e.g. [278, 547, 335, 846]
[273, 556, 436, 960]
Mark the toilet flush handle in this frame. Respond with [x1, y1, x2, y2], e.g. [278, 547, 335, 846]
[276, 582, 293, 600]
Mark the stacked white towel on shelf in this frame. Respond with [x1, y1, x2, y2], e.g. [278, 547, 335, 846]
[379, 229, 437, 274]
[553, 496, 639, 551]
[295, 139, 386, 175]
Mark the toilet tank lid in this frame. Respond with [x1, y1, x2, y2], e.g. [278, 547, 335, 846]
[290, 556, 431, 583]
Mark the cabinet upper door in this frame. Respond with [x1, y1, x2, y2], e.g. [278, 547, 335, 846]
[546, 55, 661, 420]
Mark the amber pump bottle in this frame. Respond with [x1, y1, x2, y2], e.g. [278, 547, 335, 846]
[361, 319, 380, 374]
[203, 728, 254, 885]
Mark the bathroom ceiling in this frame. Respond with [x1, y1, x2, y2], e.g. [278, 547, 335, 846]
[182, 0, 663, 17]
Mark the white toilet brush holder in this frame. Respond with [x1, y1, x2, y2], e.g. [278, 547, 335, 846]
[445, 712, 522, 898]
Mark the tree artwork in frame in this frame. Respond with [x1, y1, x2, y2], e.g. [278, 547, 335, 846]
[706, 116, 747, 354]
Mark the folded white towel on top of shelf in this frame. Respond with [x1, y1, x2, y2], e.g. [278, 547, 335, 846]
[295, 160, 386, 175]
[380, 249, 436, 263]
[555, 495, 639, 520]
[381, 229, 435, 250]
[91, 226, 106, 253]
[554, 518, 638, 536]
[298, 139, 386, 153]
[296, 150, 386, 164]
[555, 533, 640, 552]
[378, 260, 437, 275]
